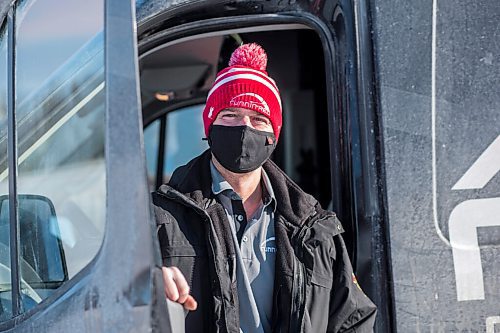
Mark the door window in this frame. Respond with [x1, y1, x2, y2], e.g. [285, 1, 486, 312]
[142, 29, 332, 210]
[144, 104, 207, 188]
[0, 0, 105, 317]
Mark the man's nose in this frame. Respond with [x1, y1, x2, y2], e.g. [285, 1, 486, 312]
[239, 115, 252, 127]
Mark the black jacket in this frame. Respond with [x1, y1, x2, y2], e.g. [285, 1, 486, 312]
[152, 150, 377, 332]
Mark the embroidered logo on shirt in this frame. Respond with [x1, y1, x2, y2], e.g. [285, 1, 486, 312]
[260, 237, 277, 253]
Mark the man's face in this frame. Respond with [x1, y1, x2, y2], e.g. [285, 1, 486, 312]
[213, 108, 273, 134]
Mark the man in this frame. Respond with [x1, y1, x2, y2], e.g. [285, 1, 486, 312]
[152, 43, 377, 332]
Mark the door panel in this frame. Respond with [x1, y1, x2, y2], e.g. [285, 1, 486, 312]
[0, 0, 168, 331]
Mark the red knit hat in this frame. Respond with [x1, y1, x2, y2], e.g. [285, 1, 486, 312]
[203, 43, 282, 139]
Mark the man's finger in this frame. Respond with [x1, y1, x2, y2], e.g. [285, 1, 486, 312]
[162, 267, 179, 301]
[183, 295, 198, 311]
[171, 267, 190, 303]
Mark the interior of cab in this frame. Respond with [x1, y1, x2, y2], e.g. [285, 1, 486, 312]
[139, 25, 334, 210]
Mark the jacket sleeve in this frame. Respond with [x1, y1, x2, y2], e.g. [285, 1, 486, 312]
[327, 235, 377, 332]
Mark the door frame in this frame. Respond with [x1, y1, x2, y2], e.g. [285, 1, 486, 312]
[136, 1, 393, 331]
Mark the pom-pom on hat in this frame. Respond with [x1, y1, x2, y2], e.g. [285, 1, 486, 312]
[203, 43, 282, 139]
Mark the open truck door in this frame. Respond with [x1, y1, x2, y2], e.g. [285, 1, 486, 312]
[0, 0, 181, 331]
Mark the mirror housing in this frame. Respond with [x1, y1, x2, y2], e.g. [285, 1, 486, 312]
[0, 194, 68, 306]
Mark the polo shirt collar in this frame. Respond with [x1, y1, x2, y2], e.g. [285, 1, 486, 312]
[210, 160, 276, 212]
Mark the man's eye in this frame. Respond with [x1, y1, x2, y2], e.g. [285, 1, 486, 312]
[222, 113, 237, 118]
[254, 117, 269, 124]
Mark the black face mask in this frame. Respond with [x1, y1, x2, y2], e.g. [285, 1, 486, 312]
[208, 125, 277, 173]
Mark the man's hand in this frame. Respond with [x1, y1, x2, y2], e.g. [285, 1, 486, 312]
[162, 266, 198, 311]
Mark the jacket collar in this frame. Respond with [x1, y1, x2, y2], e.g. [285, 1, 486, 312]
[262, 159, 317, 227]
[163, 149, 215, 206]
[210, 159, 277, 213]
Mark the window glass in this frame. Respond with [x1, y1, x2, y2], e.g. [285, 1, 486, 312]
[0, 26, 11, 321]
[144, 118, 160, 189]
[14, 0, 104, 312]
[164, 105, 207, 179]
[141, 30, 331, 210]
[144, 105, 208, 187]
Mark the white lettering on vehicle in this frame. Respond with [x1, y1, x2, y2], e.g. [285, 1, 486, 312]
[449, 198, 500, 301]
[452, 134, 500, 190]
[448, 134, 500, 301]
[486, 316, 500, 333]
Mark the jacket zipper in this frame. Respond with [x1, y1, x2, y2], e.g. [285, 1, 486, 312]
[289, 212, 332, 332]
[290, 249, 306, 331]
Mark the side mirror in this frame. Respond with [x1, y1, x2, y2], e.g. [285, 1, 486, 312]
[0, 194, 68, 314]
